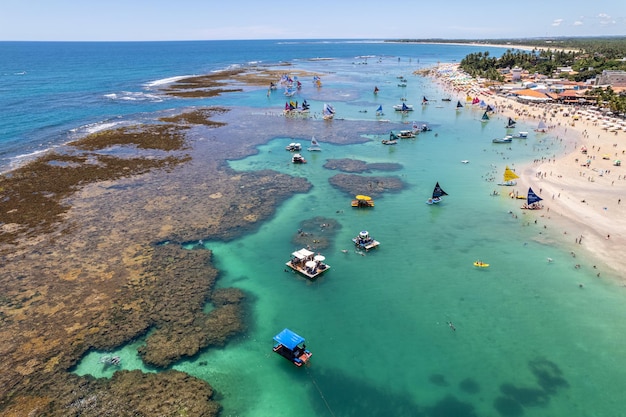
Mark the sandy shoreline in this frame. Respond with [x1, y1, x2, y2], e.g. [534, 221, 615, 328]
[432, 64, 626, 282]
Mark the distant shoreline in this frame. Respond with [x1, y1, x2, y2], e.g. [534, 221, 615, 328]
[387, 40, 580, 52]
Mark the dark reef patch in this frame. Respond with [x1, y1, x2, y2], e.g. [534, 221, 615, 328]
[328, 173, 405, 199]
[323, 158, 402, 173]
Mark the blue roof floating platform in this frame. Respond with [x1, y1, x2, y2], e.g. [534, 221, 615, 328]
[272, 328, 312, 367]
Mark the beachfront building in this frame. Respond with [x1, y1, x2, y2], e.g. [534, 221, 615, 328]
[596, 70, 626, 87]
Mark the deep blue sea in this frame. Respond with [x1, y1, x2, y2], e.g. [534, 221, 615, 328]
[4, 40, 626, 417]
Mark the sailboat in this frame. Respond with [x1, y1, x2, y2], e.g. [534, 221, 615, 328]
[307, 136, 321, 151]
[456, 100, 464, 110]
[393, 102, 414, 112]
[505, 117, 516, 129]
[480, 111, 490, 123]
[376, 105, 384, 116]
[426, 182, 448, 204]
[522, 187, 543, 209]
[498, 166, 519, 186]
[322, 103, 335, 120]
[535, 120, 548, 133]
[422, 96, 429, 105]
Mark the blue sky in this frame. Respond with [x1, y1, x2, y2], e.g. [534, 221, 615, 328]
[1, 0, 624, 41]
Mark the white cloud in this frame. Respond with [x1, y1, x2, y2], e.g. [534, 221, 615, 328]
[552, 19, 564, 27]
[573, 21, 583, 26]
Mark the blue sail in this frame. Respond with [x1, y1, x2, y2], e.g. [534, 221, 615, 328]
[527, 188, 543, 205]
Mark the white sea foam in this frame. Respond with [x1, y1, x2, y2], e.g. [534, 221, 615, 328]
[144, 75, 194, 87]
[103, 91, 164, 102]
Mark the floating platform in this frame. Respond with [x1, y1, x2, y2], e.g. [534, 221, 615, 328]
[286, 248, 330, 279]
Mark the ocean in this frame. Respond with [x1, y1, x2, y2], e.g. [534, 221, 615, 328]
[4, 40, 626, 416]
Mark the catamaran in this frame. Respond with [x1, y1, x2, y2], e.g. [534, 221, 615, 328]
[426, 182, 448, 204]
[480, 111, 490, 123]
[498, 166, 519, 186]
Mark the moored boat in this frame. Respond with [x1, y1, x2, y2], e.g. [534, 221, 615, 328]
[492, 135, 513, 143]
[505, 117, 517, 129]
[307, 136, 321, 151]
[322, 103, 335, 120]
[285, 142, 302, 151]
[513, 131, 528, 138]
[521, 187, 544, 210]
[393, 103, 414, 112]
[286, 248, 330, 279]
[272, 328, 312, 367]
[292, 153, 307, 163]
[352, 230, 380, 251]
[352, 194, 375, 207]
[498, 166, 519, 186]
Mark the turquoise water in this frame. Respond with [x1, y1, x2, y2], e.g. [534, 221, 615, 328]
[70, 54, 626, 416]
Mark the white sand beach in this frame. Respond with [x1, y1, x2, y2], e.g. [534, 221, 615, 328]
[433, 64, 626, 281]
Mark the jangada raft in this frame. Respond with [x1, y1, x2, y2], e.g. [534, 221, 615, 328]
[272, 328, 312, 367]
[286, 248, 330, 279]
[498, 166, 519, 186]
[521, 187, 544, 210]
[426, 182, 448, 205]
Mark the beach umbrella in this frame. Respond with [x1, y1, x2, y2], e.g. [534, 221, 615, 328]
[355, 195, 372, 200]
[305, 261, 317, 269]
[314, 255, 325, 262]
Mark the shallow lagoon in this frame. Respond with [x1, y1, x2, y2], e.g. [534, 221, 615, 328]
[74, 56, 626, 417]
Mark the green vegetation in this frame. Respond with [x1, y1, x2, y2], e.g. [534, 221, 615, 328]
[426, 37, 626, 114]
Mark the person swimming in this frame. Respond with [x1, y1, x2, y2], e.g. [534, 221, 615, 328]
[447, 321, 456, 331]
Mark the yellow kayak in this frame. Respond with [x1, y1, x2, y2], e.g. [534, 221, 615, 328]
[474, 261, 490, 268]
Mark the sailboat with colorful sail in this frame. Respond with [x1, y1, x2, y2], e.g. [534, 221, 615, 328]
[498, 166, 519, 186]
[376, 105, 384, 116]
[480, 111, 490, 123]
[522, 187, 543, 210]
[426, 182, 448, 205]
[322, 103, 335, 120]
[422, 96, 429, 105]
[307, 136, 321, 151]
[505, 117, 516, 129]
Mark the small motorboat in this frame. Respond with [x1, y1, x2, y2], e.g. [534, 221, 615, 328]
[473, 261, 489, 268]
[492, 135, 513, 143]
[292, 153, 307, 164]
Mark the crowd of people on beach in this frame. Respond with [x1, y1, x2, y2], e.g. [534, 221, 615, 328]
[430, 62, 625, 283]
